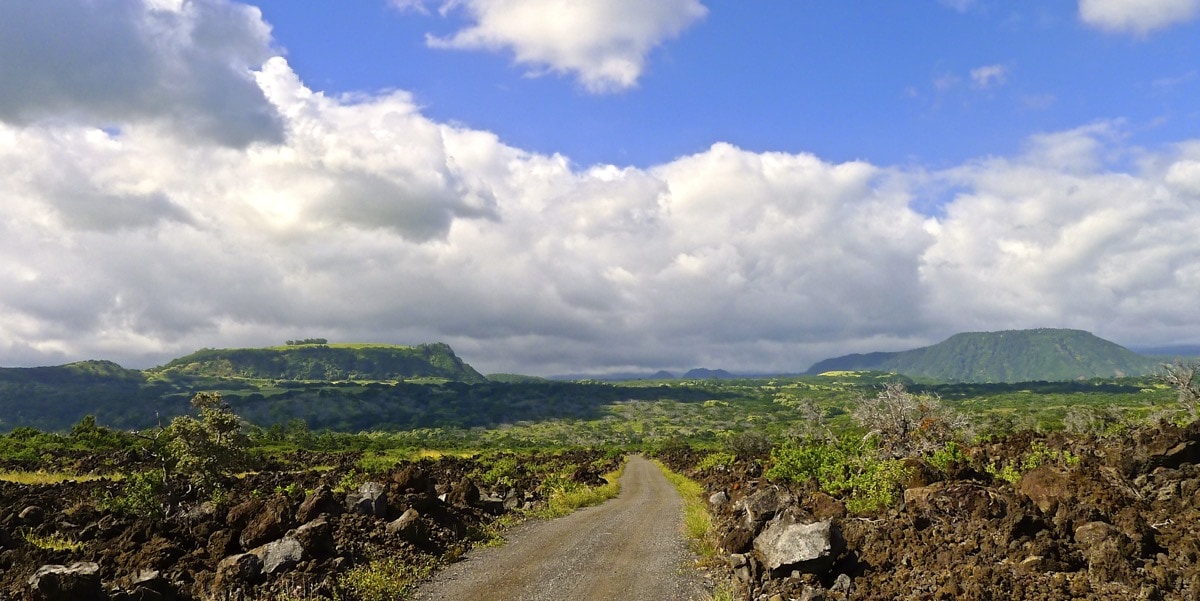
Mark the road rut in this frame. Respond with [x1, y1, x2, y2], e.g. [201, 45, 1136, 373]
[411, 455, 706, 601]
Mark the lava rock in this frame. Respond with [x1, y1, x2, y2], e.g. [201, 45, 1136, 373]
[753, 517, 842, 574]
[28, 562, 103, 601]
[296, 485, 340, 523]
[347, 482, 387, 517]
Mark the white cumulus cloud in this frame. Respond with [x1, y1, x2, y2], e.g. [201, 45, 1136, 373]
[0, 0, 283, 147]
[1079, 0, 1200, 34]
[397, 0, 708, 92]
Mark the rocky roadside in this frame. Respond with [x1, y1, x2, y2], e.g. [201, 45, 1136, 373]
[662, 422, 1200, 601]
[0, 450, 617, 601]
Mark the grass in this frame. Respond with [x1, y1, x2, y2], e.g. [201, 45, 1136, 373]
[336, 556, 432, 601]
[539, 460, 626, 518]
[23, 530, 85, 552]
[0, 470, 112, 484]
[651, 459, 718, 562]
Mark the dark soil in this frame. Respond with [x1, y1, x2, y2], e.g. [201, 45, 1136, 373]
[664, 421, 1200, 601]
[0, 449, 618, 600]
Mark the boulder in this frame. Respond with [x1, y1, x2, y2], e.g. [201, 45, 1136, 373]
[1074, 521, 1137, 583]
[1018, 466, 1072, 514]
[385, 508, 423, 542]
[296, 485, 340, 523]
[753, 517, 842, 573]
[392, 465, 432, 494]
[447, 478, 480, 508]
[737, 488, 792, 530]
[126, 569, 177, 601]
[903, 481, 1006, 519]
[347, 482, 387, 517]
[28, 562, 103, 601]
[293, 518, 335, 557]
[226, 499, 263, 529]
[239, 497, 293, 550]
[254, 537, 306, 575]
[214, 553, 263, 588]
[709, 491, 730, 510]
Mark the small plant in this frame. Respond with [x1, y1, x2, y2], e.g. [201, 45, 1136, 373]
[853, 382, 970, 458]
[477, 455, 521, 487]
[986, 441, 1079, 484]
[164, 392, 251, 493]
[926, 441, 968, 473]
[274, 482, 303, 499]
[335, 469, 364, 493]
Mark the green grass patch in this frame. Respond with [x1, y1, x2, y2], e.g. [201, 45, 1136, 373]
[336, 557, 431, 601]
[539, 460, 625, 518]
[652, 459, 718, 561]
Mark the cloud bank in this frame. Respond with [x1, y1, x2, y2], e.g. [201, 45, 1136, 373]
[2, 0, 1200, 376]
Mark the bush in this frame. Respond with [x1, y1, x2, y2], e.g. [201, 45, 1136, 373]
[725, 430, 772, 459]
[766, 436, 911, 514]
[696, 451, 736, 472]
[97, 469, 167, 519]
[853, 382, 969, 458]
[926, 441, 968, 473]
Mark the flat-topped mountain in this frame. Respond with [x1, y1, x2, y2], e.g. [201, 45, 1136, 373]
[150, 342, 487, 383]
[806, 328, 1161, 383]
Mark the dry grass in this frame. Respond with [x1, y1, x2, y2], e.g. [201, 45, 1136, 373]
[0, 470, 113, 485]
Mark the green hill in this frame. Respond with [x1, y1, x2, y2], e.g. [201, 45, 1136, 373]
[806, 328, 1162, 383]
[150, 342, 488, 383]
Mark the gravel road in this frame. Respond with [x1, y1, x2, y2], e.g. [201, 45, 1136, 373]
[411, 455, 708, 601]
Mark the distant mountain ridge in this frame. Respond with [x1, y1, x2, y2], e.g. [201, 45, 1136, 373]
[806, 328, 1162, 383]
[150, 342, 487, 383]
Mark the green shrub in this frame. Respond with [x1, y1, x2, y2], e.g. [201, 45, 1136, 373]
[696, 451, 736, 472]
[97, 469, 166, 519]
[986, 441, 1080, 484]
[926, 441, 968, 473]
[766, 436, 910, 514]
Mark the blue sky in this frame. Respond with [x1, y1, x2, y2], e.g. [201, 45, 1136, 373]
[0, 0, 1199, 376]
[252, 1, 1200, 170]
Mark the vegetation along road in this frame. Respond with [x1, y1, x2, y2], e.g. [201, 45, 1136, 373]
[412, 455, 707, 601]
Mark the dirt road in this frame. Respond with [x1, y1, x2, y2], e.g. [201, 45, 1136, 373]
[411, 455, 708, 601]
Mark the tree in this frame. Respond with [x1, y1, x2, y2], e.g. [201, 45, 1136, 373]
[165, 392, 250, 492]
[852, 381, 969, 458]
[1159, 359, 1200, 421]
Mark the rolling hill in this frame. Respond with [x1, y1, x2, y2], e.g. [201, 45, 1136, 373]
[806, 328, 1162, 383]
[150, 342, 487, 383]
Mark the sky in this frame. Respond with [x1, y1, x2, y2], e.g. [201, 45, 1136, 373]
[1, 0, 1199, 376]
